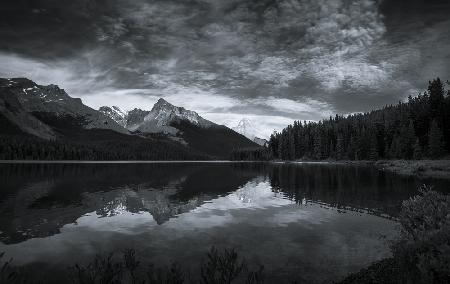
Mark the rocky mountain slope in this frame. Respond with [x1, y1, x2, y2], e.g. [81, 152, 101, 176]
[0, 78, 205, 160]
[0, 78, 128, 134]
[1, 77, 260, 160]
[100, 99, 259, 158]
[99, 98, 214, 134]
[0, 85, 55, 140]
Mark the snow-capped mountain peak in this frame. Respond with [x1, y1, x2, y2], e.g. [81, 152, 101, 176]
[112, 106, 126, 117]
[151, 98, 174, 112]
[100, 98, 214, 134]
[147, 98, 204, 126]
[232, 118, 268, 146]
[235, 118, 253, 134]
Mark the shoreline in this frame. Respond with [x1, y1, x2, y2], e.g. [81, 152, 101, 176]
[1, 159, 450, 179]
[374, 160, 450, 180]
[289, 159, 450, 180]
[0, 160, 258, 164]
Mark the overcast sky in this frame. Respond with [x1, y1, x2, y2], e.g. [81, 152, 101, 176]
[1, 0, 449, 138]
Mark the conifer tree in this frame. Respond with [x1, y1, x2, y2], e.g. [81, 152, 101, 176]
[336, 133, 345, 160]
[400, 120, 416, 159]
[428, 119, 445, 158]
[369, 132, 379, 160]
[413, 138, 422, 160]
[255, 78, 450, 162]
[428, 78, 445, 119]
[313, 130, 322, 160]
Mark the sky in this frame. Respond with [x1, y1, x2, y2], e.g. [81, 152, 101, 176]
[0, 0, 449, 138]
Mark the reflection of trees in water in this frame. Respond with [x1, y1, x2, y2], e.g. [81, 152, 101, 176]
[232, 162, 450, 217]
[0, 162, 449, 244]
[267, 164, 436, 217]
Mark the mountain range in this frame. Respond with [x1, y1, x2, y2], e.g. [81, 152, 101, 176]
[99, 98, 214, 136]
[0, 78, 260, 160]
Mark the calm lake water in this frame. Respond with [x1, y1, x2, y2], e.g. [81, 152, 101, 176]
[0, 162, 449, 283]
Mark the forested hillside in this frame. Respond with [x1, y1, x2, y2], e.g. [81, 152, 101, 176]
[0, 77, 255, 160]
[0, 113, 208, 161]
[233, 78, 450, 161]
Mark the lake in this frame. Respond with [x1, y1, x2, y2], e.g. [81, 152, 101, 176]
[0, 162, 449, 283]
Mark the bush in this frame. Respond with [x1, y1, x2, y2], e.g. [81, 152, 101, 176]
[338, 186, 450, 284]
[392, 186, 450, 283]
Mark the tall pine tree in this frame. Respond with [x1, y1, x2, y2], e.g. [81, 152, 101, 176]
[428, 119, 444, 158]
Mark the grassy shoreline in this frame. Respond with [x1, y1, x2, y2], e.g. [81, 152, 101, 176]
[285, 159, 450, 179]
[373, 159, 450, 179]
[2, 159, 450, 179]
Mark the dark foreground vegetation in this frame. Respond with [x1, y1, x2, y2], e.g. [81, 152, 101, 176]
[1, 187, 448, 284]
[339, 186, 450, 284]
[0, 247, 264, 284]
[232, 78, 450, 161]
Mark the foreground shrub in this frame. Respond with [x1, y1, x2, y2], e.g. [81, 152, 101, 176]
[339, 186, 450, 284]
[392, 186, 450, 283]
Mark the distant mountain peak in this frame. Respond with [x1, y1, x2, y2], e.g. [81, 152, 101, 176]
[233, 118, 257, 139]
[151, 98, 186, 115]
[156, 97, 170, 104]
[232, 118, 268, 146]
[236, 118, 253, 129]
[152, 98, 172, 110]
[142, 98, 213, 133]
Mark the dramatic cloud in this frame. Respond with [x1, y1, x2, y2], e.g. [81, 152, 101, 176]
[1, 0, 449, 137]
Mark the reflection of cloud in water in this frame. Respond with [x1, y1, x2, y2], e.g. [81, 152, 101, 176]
[268, 210, 319, 227]
[0, 176, 398, 283]
[0, 180, 294, 262]
[165, 180, 293, 230]
[1, 161, 441, 282]
[195, 180, 292, 211]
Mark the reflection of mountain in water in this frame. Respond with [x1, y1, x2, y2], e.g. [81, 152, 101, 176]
[0, 162, 449, 244]
[0, 163, 258, 244]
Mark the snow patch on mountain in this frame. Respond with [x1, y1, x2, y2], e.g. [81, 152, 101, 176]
[98, 106, 127, 128]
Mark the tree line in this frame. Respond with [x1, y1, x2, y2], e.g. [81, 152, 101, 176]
[0, 134, 208, 160]
[232, 78, 450, 161]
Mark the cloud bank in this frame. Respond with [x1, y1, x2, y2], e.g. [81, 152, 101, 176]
[1, 0, 449, 137]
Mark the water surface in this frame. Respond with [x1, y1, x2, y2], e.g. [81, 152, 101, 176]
[0, 162, 448, 283]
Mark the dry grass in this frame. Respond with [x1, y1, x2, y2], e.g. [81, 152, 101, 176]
[375, 159, 450, 179]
